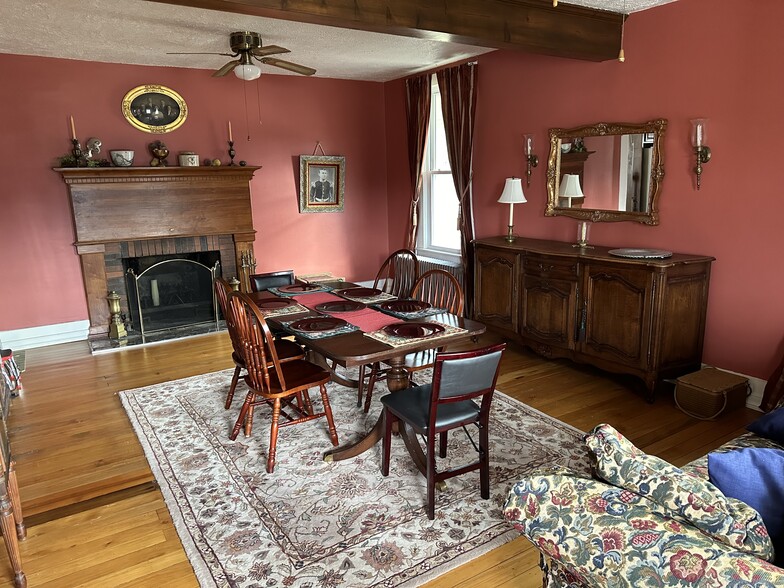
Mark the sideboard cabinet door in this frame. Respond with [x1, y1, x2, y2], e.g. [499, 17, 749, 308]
[579, 263, 654, 369]
[474, 245, 519, 334]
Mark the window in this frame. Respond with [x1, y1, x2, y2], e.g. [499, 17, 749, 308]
[417, 77, 461, 263]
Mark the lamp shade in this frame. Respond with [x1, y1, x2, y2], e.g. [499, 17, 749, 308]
[558, 174, 584, 198]
[234, 64, 262, 81]
[497, 177, 527, 204]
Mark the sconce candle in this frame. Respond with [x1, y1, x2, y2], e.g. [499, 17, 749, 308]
[690, 118, 712, 190]
[523, 133, 539, 187]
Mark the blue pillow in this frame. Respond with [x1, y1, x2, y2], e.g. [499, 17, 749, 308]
[748, 406, 784, 444]
[709, 448, 784, 565]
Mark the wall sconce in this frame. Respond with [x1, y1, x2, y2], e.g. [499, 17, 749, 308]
[524, 133, 538, 187]
[497, 177, 527, 243]
[690, 118, 712, 190]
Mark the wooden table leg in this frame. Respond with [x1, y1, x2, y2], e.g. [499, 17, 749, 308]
[386, 355, 410, 392]
[324, 354, 410, 462]
[309, 352, 358, 389]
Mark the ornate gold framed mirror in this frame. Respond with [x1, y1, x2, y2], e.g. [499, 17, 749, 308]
[545, 119, 667, 225]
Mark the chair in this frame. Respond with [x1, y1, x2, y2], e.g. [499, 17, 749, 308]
[360, 269, 465, 412]
[249, 269, 295, 293]
[228, 291, 339, 473]
[381, 343, 506, 519]
[214, 278, 305, 415]
[372, 249, 419, 298]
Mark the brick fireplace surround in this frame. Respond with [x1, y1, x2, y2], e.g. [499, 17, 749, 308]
[57, 166, 259, 338]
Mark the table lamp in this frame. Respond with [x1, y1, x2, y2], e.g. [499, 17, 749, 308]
[497, 177, 526, 242]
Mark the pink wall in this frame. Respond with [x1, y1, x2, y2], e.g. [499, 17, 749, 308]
[385, 0, 784, 380]
[582, 136, 616, 210]
[0, 55, 389, 332]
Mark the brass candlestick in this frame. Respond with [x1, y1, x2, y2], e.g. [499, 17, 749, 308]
[228, 141, 236, 166]
[71, 139, 84, 166]
[107, 291, 127, 339]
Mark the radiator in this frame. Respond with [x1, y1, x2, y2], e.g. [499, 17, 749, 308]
[418, 257, 464, 289]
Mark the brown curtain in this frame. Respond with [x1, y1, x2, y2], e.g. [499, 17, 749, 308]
[436, 62, 478, 315]
[405, 74, 431, 250]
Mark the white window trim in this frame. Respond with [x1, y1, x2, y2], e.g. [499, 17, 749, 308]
[416, 77, 462, 265]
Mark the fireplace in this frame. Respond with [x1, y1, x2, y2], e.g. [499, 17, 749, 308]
[57, 166, 260, 346]
[124, 251, 221, 342]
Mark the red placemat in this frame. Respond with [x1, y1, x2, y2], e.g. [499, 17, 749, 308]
[338, 308, 400, 332]
[293, 292, 345, 308]
[294, 292, 399, 331]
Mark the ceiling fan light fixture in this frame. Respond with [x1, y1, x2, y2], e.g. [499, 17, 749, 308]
[234, 64, 261, 81]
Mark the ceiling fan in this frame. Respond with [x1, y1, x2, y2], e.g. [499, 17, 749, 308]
[169, 31, 316, 80]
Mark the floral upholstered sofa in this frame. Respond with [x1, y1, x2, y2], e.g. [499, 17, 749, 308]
[504, 421, 784, 587]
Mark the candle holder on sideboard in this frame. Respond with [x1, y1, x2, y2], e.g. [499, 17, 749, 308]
[71, 139, 84, 166]
[228, 141, 236, 166]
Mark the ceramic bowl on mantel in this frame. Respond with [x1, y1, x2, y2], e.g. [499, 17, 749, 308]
[110, 150, 134, 167]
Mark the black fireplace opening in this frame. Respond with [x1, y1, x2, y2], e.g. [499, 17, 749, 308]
[123, 251, 221, 339]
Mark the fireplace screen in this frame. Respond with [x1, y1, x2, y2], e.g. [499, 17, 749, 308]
[125, 253, 220, 342]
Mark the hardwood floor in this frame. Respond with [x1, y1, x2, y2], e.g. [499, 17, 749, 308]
[0, 332, 759, 587]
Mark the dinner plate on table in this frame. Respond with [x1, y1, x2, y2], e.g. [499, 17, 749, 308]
[277, 283, 323, 294]
[289, 316, 348, 332]
[255, 298, 297, 310]
[335, 287, 382, 298]
[315, 300, 366, 313]
[379, 299, 431, 313]
[383, 322, 445, 339]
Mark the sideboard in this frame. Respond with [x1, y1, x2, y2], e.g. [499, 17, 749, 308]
[473, 236, 714, 401]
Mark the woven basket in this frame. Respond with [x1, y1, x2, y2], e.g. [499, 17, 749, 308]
[674, 367, 749, 420]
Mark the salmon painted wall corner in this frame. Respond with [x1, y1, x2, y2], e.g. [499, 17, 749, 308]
[385, 0, 784, 380]
[0, 54, 389, 333]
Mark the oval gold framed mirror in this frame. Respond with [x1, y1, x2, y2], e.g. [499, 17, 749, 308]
[545, 119, 667, 225]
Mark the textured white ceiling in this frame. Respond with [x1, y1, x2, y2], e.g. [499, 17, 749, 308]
[1, 0, 677, 82]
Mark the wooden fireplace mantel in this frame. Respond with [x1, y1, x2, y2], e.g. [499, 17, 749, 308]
[56, 166, 260, 336]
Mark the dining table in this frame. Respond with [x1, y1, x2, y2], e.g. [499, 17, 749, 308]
[247, 280, 487, 473]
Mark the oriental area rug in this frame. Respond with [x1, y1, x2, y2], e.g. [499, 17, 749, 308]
[119, 369, 590, 587]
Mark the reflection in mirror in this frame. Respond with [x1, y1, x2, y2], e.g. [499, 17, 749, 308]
[545, 119, 667, 225]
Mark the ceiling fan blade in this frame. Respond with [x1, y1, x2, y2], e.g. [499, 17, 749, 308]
[259, 57, 316, 76]
[251, 45, 290, 57]
[167, 52, 235, 56]
[213, 59, 241, 77]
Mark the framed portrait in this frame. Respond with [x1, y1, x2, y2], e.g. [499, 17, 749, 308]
[298, 155, 345, 213]
[121, 85, 188, 134]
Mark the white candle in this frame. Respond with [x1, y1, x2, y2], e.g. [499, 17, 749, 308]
[508, 202, 514, 226]
[151, 279, 160, 307]
[526, 136, 532, 155]
[580, 222, 587, 242]
[695, 123, 703, 147]
[69, 115, 76, 140]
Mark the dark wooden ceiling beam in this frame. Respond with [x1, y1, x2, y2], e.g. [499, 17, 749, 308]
[144, 0, 623, 62]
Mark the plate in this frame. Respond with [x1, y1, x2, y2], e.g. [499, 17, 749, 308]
[315, 300, 366, 313]
[608, 248, 673, 259]
[383, 322, 445, 339]
[277, 283, 322, 293]
[335, 287, 382, 298]
[289, 316, 348, 333]
[379, 299, 431, 313]
[255, 298, 296, 310]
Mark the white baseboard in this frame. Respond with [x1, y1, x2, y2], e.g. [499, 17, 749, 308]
[0, 320, 90, 350]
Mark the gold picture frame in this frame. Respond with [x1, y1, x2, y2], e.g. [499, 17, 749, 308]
[298, 155, 346, 213]
[121, 85, 188, 134]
